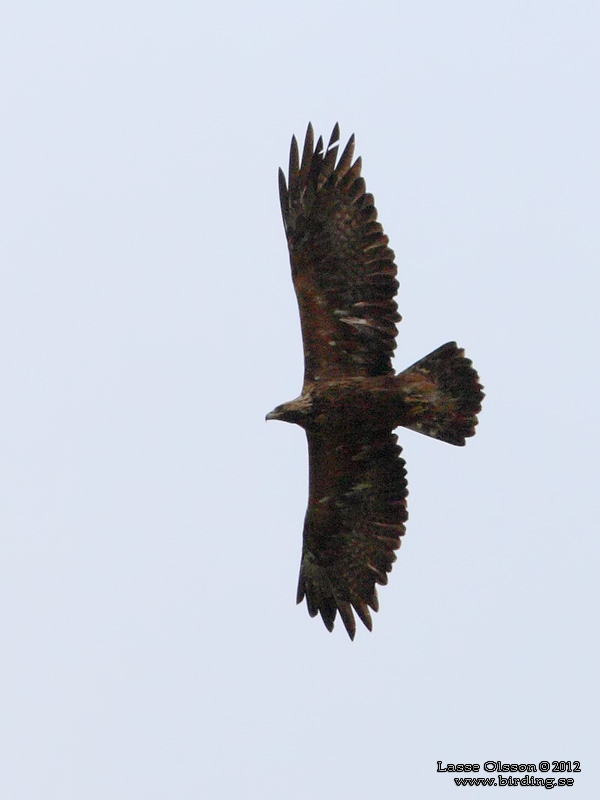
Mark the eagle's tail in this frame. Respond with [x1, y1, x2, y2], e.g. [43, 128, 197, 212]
[398, 342, 484, 446]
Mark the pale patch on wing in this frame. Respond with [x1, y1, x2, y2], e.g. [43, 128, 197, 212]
[351, 444, 373, 462]
[339, 316, 397, 335]
[344, 481, 373, 498]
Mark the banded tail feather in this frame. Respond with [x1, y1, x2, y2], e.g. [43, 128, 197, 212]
[399, 342, 484, 446]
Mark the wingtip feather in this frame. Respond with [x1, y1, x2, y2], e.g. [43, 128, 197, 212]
[337, 601, 356, 640]
[299, 123, 315, 181]
[336, 133, 356, 178]
[278, 167, 289, 222]
[328, 122, 340, 148]
[354, 601, 373, 632]
[288, 135, 299, 185]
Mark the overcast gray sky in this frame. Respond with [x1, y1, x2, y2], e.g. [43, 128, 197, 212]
[1, 1, 598, 797]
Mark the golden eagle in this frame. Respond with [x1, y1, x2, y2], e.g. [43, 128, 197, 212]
[267, 124, 483, 639]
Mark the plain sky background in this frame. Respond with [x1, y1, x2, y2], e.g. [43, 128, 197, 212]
[1, 1, 598, 797]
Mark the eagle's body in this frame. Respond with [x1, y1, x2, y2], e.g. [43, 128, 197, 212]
[267, 124, 483, 639]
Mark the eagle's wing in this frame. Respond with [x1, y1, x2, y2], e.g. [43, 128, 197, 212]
[279, 124, 400, 385]
[297, 427, 408, 639]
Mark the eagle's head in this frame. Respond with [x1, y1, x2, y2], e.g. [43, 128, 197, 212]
[266, 394, 313, 426]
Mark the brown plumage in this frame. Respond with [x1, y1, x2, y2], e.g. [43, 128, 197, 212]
[267, 124, 484, 639]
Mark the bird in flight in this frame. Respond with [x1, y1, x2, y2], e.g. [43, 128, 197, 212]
[267, 124, 483, 639]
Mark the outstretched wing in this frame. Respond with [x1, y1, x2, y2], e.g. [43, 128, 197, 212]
[279, 124, 400, 385]
[297, 427, 408, 639]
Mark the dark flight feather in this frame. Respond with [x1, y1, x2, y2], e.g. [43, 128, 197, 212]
[278, 122, 400, 385]
[298, 429, 407, 639]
